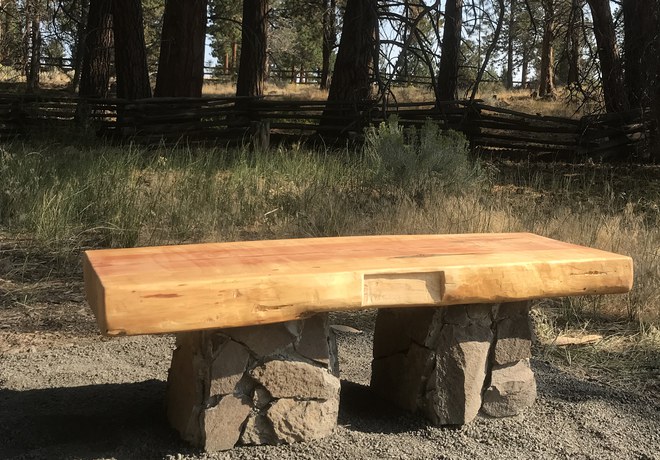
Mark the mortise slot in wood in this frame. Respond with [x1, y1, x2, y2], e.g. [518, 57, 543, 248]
[362, 271, 446, 307]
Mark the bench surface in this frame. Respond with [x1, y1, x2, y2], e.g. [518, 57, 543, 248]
[82, 233, 633, 336]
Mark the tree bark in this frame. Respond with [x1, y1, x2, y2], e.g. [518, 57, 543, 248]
[71, 0, 90, 93]
[586, 0, 628, 112]
[566, 0, 580, 86]
[505, 0, 515, 89]
[112, 0, 151, 100]
[320, 0, 336, 90]
[26, 14, 41, 93]
[436, 0, 462, 102]
[521, 49, 528, 88]
[21, 4, 32, 77]
[154, 0, 207, 97]
[320, 0, 378, 131]
[79, 0, 112, 98]
[538, 0, 555, 97]
[236, 0, 268, 97]
[623, 0, 657, 108]
[650, 4, 660, 163]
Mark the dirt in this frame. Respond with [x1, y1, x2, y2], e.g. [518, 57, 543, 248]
[1, 238, 659, 460]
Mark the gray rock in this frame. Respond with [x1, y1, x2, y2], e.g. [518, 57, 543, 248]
[203, 394, 251, 451]
[240, 414, 276, 445]
[267, 398, 339, 443]
[372, 305, 496, 426]
[493, 316, 532, 366]
[423, 322, 493, 425]
[373, 307, 438, 358]
[492, 301, 532, 366]
[166, 332, 205, 445]
[295, 314, 331, 365]
[224, 321, 298, 357]
[250, 359, 340, 400]
[252, 387, 273, 409]
[496, 301, 530, 319]
[481, 359, 537, 417]
[209, 340, 250, 396]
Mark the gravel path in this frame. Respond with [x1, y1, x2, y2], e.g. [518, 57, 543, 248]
[1, 310, 658, 460]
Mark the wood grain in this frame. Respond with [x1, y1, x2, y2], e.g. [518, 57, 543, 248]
[82, 233, 633, 336]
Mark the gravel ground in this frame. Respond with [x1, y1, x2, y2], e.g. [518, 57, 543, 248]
[1, 310, 659, 460]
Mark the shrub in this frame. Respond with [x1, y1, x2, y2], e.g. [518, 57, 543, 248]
[363, 116, 485, 195]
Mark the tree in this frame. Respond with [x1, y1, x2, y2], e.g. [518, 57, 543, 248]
[586, 0, 627, 112]
[112, 0, 151, 99]
[236, 0, 268, 97]
[436, 0, 462, 101]
[504, 0, 515, 89]
[319, 0, 378, 132]
[623, 0, 657, 109]
[0, 1, 23, 65]
[538, 0, 556, 97]
[70, 0, 90, 92]
[565, 0, 581, 86]
[154, 0, 207, 97]
[324, 0, 378, 102]
[79, 0, 113, 98]
[26, 2, 41, 92]
[320, 0, 336, 89]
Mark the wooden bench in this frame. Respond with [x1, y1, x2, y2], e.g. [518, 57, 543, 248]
[83, 233, 633, 451]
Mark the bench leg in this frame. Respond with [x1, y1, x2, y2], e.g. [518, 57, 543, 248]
[166, 313, 340, 451]
[371, 302, 536, 425]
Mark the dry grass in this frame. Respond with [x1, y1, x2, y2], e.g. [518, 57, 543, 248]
[201, 82, 588, 119]
[203, 81, 329, 100]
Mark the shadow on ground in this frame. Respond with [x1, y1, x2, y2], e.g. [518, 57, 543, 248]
[0, 379, 191, 460]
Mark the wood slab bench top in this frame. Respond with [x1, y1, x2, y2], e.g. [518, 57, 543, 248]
[82, 233, 633, 336]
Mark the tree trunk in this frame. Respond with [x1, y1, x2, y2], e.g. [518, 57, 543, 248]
[112, 0, 151, 100]
[154, 0, 207, 98]
[231, 41, 237, 72]
[79, 0, 113, 98]
[521, 49, 528, 88]
[21, 6, 31, 76]
[505, 0, 514, 89]
[436, 0, 462, 102]
[320, 0, 378, 131]
[538, 0, 555, 98]
[71, 0, 90, 93]
[236, 0, 268, 97]
[587, 0, 628, 112]
[566, 0, 580, 86]
[320, 0, 336, 90]
[26, 14, 41, 93]
[650, 3, 660, 163]
[623, 0, 657, 108]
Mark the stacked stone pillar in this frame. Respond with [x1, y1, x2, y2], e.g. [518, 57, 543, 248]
[166, 313, 340, 451]
[371, 301, 536, 425]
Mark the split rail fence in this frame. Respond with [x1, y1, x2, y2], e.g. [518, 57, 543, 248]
[0, 93, 654, 161]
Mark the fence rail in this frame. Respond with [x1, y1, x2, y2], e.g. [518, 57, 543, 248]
[0, 93, 654, 161]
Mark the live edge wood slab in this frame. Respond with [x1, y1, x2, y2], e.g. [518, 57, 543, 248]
[82, 233, 633, 336]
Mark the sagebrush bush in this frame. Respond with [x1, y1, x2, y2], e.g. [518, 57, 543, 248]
[363, 117, 485, 194]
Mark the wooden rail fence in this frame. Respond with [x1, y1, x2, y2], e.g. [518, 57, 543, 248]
[0, 93, 654, 161]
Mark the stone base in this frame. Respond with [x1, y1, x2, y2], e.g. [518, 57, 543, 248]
[371, 302, 536, 425]
[166, 314, 340, 451]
